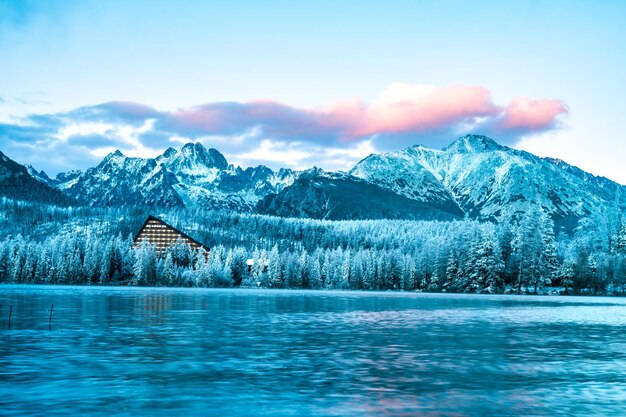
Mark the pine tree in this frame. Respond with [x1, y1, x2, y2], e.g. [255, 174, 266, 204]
[99, 241, 113, 284]
[465, 227, 504, 293]
[268, 245, 283, 288]
[283, 252, 300, 288]
[309, 258, 322, 289]
[222, 250, 234, 287]
[230, 247, 248, 286]
[250, 249, 269, 287]
[464, 238, 483, 293]
[21, 245, 36, 284]
[537, 214, 558, 292]
[8, 236, 25, 283]
[298, 249, 310, 288]
[0, 241, 8, 282]
[617, 219, 626, 254]
[401, 255, 414, 291]
[193, 251, 210, 287]
[480, 231, 505, 294]
[163, 252, 176, 286]
[511, 213, 540, 293]
[35, 244, 51, 283]
[362, 251, 375, 290]
[556, 262, 575, 294]
[587, 253, 599, 293]
[444, 250, 458, 292]
[133, 239, 157, 286]
[428, 247, 441, 292]
[321, 251, 331, 288]
[376, 255, 387, 290]
[113, 233, 136, 281]
[340, 250, 351, 289]
[249, 247, 262, 286]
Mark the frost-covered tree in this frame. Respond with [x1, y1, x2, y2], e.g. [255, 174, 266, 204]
[340, 250, 351, 289]
[321, 251, 331, 288]
[192, 250, 210, 287]
[162, 252, 176, 286]
[428, 247, 441, 292]
[535, 213, 558, 292]
[401, 255, 415, 291]
[309, 258, 322, 289]
[616, 219, 626, 254]
[443, 250, 458, 292]
[133, 239, 157, 286]
[298, 249, 310, 288]
[556, 262, 575, 294]
[511, 213, 541, 293]
[362, 251, 375, 290]
[1, 196, 624, 294]
[99, 241, 113, 285]
[268, 245, 283, 288]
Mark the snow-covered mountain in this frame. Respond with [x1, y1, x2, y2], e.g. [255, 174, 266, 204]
[4, 135, 625, 230]
[257, 168, 464, 221]
[348, 134, 626, 230]
[54, 142, 296, 209]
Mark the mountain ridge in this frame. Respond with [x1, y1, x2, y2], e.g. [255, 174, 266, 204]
[2, 135, 624, 231]
[52, 142, 296, 209]
[342, 134, 626, 230]
[0, 151, 76, 206]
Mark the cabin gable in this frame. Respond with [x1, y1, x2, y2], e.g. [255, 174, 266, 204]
[134, 215, 209, 255]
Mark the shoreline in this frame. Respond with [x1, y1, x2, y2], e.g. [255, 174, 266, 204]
[1, 282, 623, 298]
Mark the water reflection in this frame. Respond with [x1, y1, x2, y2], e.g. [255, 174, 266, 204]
[1, 286, 626, 416]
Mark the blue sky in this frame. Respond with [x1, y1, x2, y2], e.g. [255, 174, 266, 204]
[0, 0, 624, 182]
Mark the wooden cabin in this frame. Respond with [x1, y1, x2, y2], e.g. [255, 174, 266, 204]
[133, 215, 209, 256]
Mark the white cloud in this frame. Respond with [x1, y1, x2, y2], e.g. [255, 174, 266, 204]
[234, 139, 313, 168]
[230, 138, 378, 172]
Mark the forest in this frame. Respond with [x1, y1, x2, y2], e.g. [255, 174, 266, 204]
[1, 196, 626, 295]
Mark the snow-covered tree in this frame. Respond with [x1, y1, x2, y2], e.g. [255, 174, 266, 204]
[133, 239, 157, 286]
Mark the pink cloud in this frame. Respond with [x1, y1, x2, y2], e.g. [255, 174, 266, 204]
[313, 85, 501, 141]
[499, 97, 568, 131]
[150, 84, 569, 144]
[351, 83, 500, 139]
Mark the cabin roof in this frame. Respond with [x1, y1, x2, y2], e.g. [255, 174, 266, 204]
[134, 215, 211, 252]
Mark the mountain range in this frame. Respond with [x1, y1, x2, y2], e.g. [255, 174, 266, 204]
[2, 135, 625, 232]
[24, 142, 296, 210]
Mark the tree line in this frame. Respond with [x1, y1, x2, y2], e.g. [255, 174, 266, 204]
[1, 197, 626, 294]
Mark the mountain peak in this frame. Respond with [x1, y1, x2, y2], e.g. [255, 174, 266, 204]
[103, 150, 125, 160]
[162, 147, 178, 158]
[97, 150, 130, 169]
[25, 164, 52, 184]
[181, 142, 206, 153]
[443, 135, 504, 153]
[55, 169, 82, 183]
[167, 142, 228, 170]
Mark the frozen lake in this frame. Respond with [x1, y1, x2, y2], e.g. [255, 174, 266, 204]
[2, 285, 626, 416]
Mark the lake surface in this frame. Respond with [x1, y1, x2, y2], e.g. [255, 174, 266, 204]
[1, 286, 626, 416]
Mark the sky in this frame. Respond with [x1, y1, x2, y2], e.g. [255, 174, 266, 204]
[0, 0, 624, 183]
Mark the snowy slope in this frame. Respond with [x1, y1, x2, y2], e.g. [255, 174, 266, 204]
[350, 134, 626, 230]
[350, 146, 463, 216]
[257, 168, 463, 221]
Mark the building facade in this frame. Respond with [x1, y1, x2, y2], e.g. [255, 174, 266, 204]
[133, 215, 209, 255]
